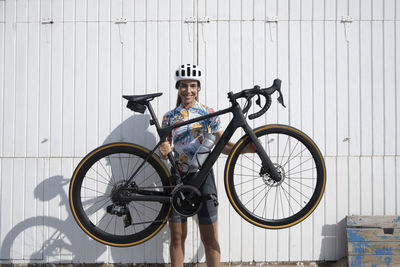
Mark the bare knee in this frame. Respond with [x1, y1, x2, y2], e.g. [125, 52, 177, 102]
[169, 222, 187, 247]
[199, 223, 220, 251]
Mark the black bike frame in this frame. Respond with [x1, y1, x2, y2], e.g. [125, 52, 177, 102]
[125, 93, 280, 202]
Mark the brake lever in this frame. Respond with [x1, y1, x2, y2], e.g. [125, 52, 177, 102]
[255, 94, 262, 107]
[276, 88, 286, 108]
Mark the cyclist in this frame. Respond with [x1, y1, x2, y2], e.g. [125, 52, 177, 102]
[159, 64, 255, 267]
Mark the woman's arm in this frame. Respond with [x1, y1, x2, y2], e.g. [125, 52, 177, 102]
[215, 131, 256, 155]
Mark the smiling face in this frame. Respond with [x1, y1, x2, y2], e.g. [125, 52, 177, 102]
[178, 80, 199, 107]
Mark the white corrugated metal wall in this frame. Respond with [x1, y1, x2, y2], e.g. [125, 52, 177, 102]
[0, 0, 399, 264]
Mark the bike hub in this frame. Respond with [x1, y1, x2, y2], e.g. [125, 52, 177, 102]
[261, 163, 285, 187]
[110, 180, 137, 203]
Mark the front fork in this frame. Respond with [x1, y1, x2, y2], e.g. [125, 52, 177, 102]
[242, 125, 282, 182]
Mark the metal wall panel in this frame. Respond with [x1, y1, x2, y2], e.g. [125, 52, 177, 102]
[0, 0, 399, 264]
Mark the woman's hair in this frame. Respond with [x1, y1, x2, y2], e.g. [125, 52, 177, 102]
[175, 81, 201, 107]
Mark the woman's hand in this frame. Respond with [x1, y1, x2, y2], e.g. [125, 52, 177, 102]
[159, 141, 172, 159]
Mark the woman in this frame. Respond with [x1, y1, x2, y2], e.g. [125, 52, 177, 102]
[159, 64, 255, 267]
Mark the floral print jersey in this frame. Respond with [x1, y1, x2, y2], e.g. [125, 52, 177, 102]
[161, 102, 222, 172]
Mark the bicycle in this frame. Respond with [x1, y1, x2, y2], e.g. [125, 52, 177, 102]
[69, 79, 326, 247]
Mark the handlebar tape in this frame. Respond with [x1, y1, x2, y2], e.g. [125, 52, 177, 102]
[248, 94, 272, 120]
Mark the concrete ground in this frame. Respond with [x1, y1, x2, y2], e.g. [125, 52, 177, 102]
[0, 258, 348, 267]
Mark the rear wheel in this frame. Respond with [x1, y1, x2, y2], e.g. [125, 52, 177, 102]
[225, 125, 326, 229]
[69, 143, 172, 246]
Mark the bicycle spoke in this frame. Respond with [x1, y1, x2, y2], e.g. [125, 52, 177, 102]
[286, 167, 316, 176]
[85, 197, 112, 216]
[280, 185, 303, 209]
[233, 176, 262, 186]
[100, 159, 117, 185]
[81, 186, 109, 195]
[102, 214, 114, 232]
[252, 185, 273, 213]
[280, 185, 295, 215]
[279, 187, 285, 218]
[84, 176, 110, 186]
[285, 157, 314, 174]
[287, 177, 315, 190]
[238, 183, 267, 197]
[133, 201, 163, 214]
[243, 184, 267, 207]
[280, 140, 300, 166]
[130, 219, 165, 226]
[280, 136, 290, 166]
[89, 165, 111, 185]
[286, 177, 317, 180]
[234, 163, 260, 173]
[282, 146, 307, 169]
[282, 180, 311, 202]
[242, 154, 262, 168]
[273, 187, 278, 219]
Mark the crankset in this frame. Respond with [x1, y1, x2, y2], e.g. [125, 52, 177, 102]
[171, 185, 202, 217]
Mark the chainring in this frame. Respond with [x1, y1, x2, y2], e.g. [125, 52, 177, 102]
[171, 185, 202, 217]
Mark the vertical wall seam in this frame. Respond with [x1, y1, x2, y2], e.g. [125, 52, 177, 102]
[96, 0, 100, 147]
[228, 0, 231, 260]
[394, 1, 398, 214]
[240, 1, 243, 261]
[61, 0, 65, 159]
[287, 0, 292, 260]
[168, 0, 171, 111]
[311, 7, 316, 258]
[322, 0, 327, 250]
[133, 0, 136, 97]
[120, 0, 124, 129]
[251, 0, 255, 259]
[72, 0, 76, 157]
[12, 0, 16, 158]
[0, 1, 4, 158]
[275, 0, 279, 259]
[85, 0, 89, 155]
[49, 0, 53, 158]
[358, 1, 362, 215]
[346, 0, 351, 222]
[382, 18, 386, 215]
[370, 6, 374, 215]
[24, 1, 29, 158]
[108, 0, 111, 143]
[156, 0, 159, 129]
[334, 0, 339, 259]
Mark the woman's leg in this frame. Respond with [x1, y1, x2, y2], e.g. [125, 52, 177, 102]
[199, 222, 220, 267]
[169, 221, 187, 267]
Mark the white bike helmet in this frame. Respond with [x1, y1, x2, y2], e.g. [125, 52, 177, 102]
[175, 64, 202, 89]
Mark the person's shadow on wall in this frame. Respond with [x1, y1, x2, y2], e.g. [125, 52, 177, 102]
[0, 114, 202, 264]
[319, 218, 347, 263]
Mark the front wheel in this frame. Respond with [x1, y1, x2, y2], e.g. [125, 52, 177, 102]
[225, 125, 326, 229]
[69, 143, 173, 246]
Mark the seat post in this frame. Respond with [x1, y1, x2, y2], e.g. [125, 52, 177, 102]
[145, 102, 162, 131]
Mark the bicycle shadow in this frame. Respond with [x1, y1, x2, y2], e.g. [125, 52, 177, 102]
[0, 114, 205, 264]
[0, 115, 165, 263]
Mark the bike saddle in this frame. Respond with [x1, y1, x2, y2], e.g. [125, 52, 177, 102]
[123, 92, 163, 103]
